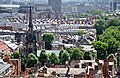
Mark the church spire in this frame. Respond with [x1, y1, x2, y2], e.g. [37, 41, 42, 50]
[28, 5, 33, 31]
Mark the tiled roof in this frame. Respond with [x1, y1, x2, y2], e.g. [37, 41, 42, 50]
[0, 41, 11, 54]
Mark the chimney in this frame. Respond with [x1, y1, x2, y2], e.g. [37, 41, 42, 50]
[89, 68, 94, 78]
[103, 59, 110, 78]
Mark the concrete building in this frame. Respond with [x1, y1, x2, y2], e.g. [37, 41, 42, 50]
[35, 4, 55, 19]
[109, 0, 120, 12]
[48, 0, 61, 19]
[62, 3, 94, 18]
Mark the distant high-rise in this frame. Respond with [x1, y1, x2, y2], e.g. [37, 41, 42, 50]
[109, 0, 120, 12]
[48, 0, 61, 19]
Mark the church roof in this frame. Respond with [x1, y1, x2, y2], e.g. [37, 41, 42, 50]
[28, 5, 33, 28]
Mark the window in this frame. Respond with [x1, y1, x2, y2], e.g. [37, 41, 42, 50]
[75, 64, 79, 68]
[109, 65, 112, 71]
[95, 66, 98, 70]
[82, 64, 86, 68]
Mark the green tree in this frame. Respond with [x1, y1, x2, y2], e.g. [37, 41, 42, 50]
[59, 49, 64, 63]
[49, 53, 60, 65]
[43, 33, 54, 50]
[92, 41, 108, 60]
[63, 14, 67, 20]
[71, 48, 83, 60]
[93, 10, 107, 15]
[99, 27, 120, 42]
[21, 55, 27, 71]
[61, 51, 70, 65]
[66, 47, 73, 59]
[94, 19, 107, 35]
[80, 13, 89, 18]
[27, 53, 38, 68]
[77, 30, 86, 36]
[107, 38, 120, 55]
[99, 27, 120, 54]
[83, 51, 93, 60]
[13, 52, 19, 59]
[107, 18, 120, 27]
[72, 14, 78, 18]
[39, 50, 48, 66]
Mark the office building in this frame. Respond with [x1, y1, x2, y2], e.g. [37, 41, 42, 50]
[109, 0, 120, 12]
[48, 0, 62, 19]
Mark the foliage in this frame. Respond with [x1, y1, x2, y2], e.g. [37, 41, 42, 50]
[72, 14, 78, 18]
[65, 47, 73, 54]
[49, 53, 60, 65]
[59, 49, 64, 63]
[79, 13, 89, 18]
[93, 10, 107, 15]
[83, 51, 93, 60]
[71, 48, 83, 60]
[65, 47, 73, 59]
[77, 30, 86, 36]
[13, 52, 19, 59]
[61, 51, 70, 65]
[99, 27, 120, 54]
[94, 19, 107, 35]
[99, 27, 120, 41]
[92, 41, 108, 60]
[63, 14, 67, 20]
[107, 18, 120, 27]
[9, 54, 14, 59]
[27, 53, 38, 68]
[43, 33, 54, 50]
[21, 55, 27, 71]
[107, 38, 120, 55]
[39, 50, 48, 66]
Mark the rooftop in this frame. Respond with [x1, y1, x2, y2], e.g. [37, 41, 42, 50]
[0, 59, 11, 74]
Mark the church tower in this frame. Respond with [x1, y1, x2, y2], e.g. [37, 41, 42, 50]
[25, 6, 37, 57]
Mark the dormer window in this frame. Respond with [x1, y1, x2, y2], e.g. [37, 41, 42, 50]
[109, 65, 112, 71]
[82, 64, 86, 68]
